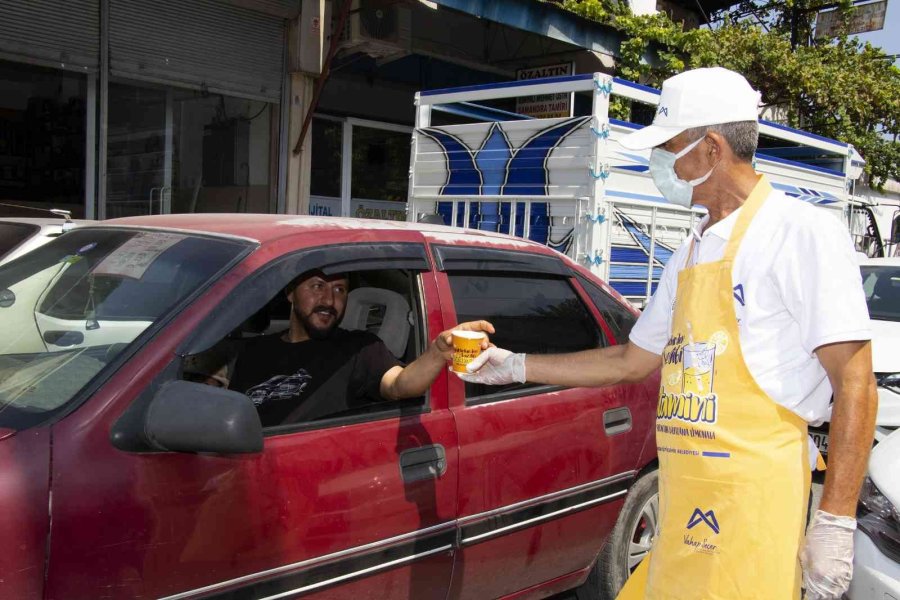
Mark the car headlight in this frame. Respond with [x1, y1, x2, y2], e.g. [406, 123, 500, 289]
[857, 477, 900, 563]
[859, 477, 900, 522]
[876, 372, 900, 394]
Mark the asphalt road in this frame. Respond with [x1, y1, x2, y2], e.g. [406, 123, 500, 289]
[551, 473, 826, 599]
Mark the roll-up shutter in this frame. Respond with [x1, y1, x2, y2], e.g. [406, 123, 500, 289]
[0, 0, 99, 70]
[237, 0, 300, 18]
[110, 0, 285, 102]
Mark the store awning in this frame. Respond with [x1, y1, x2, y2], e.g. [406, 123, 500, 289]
[430, 0, 622, 56]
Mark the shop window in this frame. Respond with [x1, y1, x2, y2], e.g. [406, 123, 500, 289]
[106, 82, 278, 218]
[310, 118, 342, 199]
[351, 125, 409, 221]
[0, 60, 86, 217]
[447, 272, 602, 400]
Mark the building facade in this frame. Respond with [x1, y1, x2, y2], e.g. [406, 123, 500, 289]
[0, 0, 622, 221]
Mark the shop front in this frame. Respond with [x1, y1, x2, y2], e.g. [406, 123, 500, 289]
[0, 0, 287, 220]
[0, 0, 620, 222]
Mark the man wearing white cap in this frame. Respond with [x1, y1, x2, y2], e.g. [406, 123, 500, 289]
[462, 67, 877, 599]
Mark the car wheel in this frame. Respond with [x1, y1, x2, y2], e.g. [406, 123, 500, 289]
[575, 468, 659, 600]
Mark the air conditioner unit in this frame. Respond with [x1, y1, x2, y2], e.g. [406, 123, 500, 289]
[341, 0, 412, 59]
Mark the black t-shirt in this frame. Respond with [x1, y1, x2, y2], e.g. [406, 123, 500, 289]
[230, 329, 401, 427]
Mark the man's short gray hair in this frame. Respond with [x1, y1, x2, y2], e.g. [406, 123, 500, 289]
[684, 121, 758, 163]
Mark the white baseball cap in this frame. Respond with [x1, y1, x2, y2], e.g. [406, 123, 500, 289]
[619, 67, 762, 150]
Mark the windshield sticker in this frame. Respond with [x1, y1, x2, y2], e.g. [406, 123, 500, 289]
[93, 233, 184, 279]
[77, 242, 97, 255]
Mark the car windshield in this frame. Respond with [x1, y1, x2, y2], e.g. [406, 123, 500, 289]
[0, 228, 249, 430]
[861, 265, 900, 322]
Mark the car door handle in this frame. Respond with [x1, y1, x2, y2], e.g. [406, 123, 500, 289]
[399, 444, 447, 483]
[603, 407, 632, 435]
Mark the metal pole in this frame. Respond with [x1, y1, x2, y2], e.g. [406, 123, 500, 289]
[646, 206, 657, 299]
[97, 0, 109, 220]
[340, 119, 352, 217]
[163, 88, 173, 214]
[84, 73, 97, 219]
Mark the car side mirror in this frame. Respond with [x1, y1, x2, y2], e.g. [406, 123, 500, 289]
[144, 380, 263, 454]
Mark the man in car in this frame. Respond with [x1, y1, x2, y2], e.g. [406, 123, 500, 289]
[462, 68, 877, 600]
[230, 269, 491, 426]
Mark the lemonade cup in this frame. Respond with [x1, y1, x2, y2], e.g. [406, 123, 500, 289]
[451, 330, 487, 373]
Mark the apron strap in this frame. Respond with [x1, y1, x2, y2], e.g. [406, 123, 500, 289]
[722, 175, 773, 262]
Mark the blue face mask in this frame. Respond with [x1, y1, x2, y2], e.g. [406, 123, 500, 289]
[649, 136, 719, 208]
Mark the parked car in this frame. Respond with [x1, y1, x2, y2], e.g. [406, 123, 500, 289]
[862, 257, 900, 442]
[807, 256, 900, 458]
[0, 213, 87, 266]
[847, 427, 900, 599]
[0, 214, 659, 600]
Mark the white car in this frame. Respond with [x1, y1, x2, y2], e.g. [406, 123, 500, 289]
[848, 427, 900, 598]
[809, 257, 900, 457]
[860, 257, 900, 442]
[0, 214, 87, 266]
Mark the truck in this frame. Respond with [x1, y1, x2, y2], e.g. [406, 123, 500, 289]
[406, 72, 866, 307]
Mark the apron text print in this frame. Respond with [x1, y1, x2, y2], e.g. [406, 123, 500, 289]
[657, 391, 718, 424]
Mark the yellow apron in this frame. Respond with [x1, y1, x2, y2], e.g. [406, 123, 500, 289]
[618, 176, 811, 600]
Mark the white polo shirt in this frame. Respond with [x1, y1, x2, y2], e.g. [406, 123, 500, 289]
[630, 185, 871, 425]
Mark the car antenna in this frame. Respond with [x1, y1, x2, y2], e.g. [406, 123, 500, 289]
[49, 209, 75, 232]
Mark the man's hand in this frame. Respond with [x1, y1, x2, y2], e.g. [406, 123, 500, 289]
[800, 510, 856, 599]
[458, 347, 526, 385]
[432, 320, 495, 361]
[381, 320, 495, 400]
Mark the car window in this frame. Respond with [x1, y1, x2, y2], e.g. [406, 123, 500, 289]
[862, 265, 900, 322]
[0, 222, 40, 260]
[0, 229, 249, 430]
[576, 274, 638, 343]
[185, 268, 428, 432]
[447, 272, 602, 401]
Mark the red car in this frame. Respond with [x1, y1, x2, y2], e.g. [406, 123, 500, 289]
[0, 215, 659, 600]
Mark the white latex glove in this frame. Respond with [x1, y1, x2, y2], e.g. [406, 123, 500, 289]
[457, 347, 526, 385]
[800, 510, 857, 600]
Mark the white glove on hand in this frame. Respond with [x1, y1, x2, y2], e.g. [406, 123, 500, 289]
[800, 510, 857, 600]
[457, 347, 526, 385]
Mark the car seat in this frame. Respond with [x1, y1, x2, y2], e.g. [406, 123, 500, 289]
[340, 287, 412, 358]
[871, 270, 900, 313]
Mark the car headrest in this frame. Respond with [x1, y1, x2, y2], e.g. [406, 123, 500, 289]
[340, 287, 411, 358]
[874, 270, 900, 301]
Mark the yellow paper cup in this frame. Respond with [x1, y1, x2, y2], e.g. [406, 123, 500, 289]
[451, 330, 487, 373]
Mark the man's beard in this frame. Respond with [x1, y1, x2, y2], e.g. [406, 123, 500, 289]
[296, 304, 341, 340]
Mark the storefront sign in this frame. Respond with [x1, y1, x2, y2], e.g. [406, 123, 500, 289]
[309, 196, 341, 217]
[352, 200, 406, 222]
[816, 1, 887, 38]
[516, 63, 574, 119]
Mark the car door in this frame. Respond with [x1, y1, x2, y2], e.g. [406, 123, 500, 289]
[44, 237, 460, 599]
[430, 244, 645, 599]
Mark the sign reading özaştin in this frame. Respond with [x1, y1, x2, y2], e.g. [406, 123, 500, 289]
[516, 63, 574, 119]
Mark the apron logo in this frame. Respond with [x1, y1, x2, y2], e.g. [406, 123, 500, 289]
[658, 332, 730, 425]
[687, 508, 720, 534]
